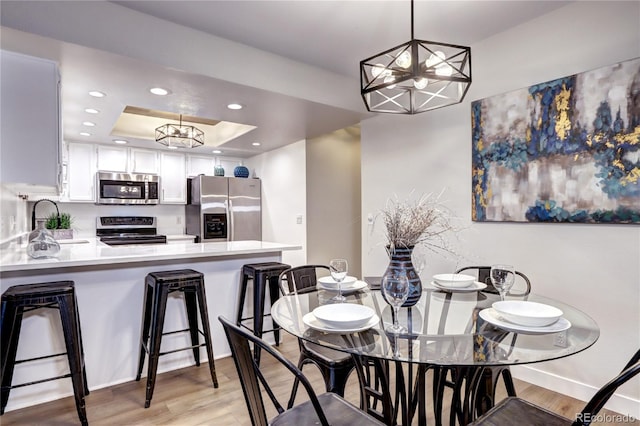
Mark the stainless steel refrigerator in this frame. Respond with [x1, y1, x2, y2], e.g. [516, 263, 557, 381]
[186, 176, 261, 242]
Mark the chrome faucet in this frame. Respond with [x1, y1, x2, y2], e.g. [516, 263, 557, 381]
[31, 198, 61, 230]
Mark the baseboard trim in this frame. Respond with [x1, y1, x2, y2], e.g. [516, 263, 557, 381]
[511, 365, 640, 419]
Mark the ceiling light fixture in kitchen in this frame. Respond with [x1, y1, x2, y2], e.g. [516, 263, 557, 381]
[155, 114, 204, 149]
[150, 87, 170, 96]
[359, 0, 471, 114]
[88, 91, 105, 98]
[82, 121, 96, 127]
[85, 108, 99, 114]
[212, 150, 222, 154]
[252, 142, 261, 146]
[80, 132, 91, 137]
[227, 103, 243, 110]
[113, 139, 128, 145]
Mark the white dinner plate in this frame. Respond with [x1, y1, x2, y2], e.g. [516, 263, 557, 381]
[479, 308, 571, 335]
[317, 280, 368, 293]
[317, 275, 357, 287]
[303, 312, 380, 334]
[431, 281, 487, 293]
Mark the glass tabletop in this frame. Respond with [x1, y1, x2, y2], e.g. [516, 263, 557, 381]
[270, 285, 600, 367]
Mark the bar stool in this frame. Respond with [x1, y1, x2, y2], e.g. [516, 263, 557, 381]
[1, 281, 89, 426]
[135, 269, 218, 408]
[236, 262, 290, 364]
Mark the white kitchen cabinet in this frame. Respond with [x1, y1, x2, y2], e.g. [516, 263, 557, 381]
[0, 50, 61, 190]
[187, 155, 215, 177]
[65, 143, 96, 202]
[159, 152, 186, 203]
[96, 145, 158, 174]
[97, 145, 128, 172]
[130, 149, 158, 174]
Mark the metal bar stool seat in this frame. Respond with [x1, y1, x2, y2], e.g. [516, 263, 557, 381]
[135, 269, 218, 408]
[1, 281, 89, 426]
[236, 262, 291, 364]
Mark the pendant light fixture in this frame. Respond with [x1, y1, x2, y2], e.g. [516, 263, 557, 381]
[360, 0, 471, 114]
[155, 114, 204, 148]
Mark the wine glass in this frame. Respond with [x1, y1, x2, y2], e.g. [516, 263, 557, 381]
[329, 259, 348, 302]
[382, 272, 410, 334]
[490, 264, 515, 301]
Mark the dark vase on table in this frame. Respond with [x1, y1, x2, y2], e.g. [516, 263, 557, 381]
[382, 245, 421, 307]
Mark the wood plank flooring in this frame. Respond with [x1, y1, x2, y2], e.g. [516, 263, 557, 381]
[1, 333, 634, 425]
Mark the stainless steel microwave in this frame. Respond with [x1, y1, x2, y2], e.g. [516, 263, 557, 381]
[96, 171, 159, 205]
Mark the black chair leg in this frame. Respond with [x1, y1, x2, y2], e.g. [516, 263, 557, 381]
[253, 275, 267, 365]
[58, 293, 88, 426]
[0, 302, 22, 415]
[136, 282, 154, 382]
[144, 285, 169, 408]
[183, 288, 201, 366]
[268, 276, 281, 346]
[195, 284, 218, 388]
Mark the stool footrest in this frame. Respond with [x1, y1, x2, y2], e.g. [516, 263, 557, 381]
[3, 373, 72, 390]
[238, 322, 280, 334]
[15, 352, 67, 364]
[159, 342, 208, 357]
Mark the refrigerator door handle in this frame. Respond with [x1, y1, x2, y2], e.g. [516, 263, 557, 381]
[227, 199, 234, 241]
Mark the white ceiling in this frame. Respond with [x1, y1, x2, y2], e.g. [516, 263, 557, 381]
[0, 1, 571, 158]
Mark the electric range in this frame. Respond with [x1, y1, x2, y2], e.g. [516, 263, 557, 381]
[96, 216, 167, 246]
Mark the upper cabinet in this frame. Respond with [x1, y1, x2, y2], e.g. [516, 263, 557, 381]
[97, 145, 158, 174]
[0, 50, 61, 191]
[187, 155, 215, 177]
[159, 152, 186, 204]
[64, 142, 96, 202]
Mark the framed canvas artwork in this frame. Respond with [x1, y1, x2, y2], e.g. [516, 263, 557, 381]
[472, 58, 640, 224]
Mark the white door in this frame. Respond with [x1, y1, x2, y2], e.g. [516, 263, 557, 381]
[130, 149, 158, 174]
[187, 155, 214, 177]
[97, 145, 128, 172]
[160, 152, 186, 203]
[66, 143, 96, 202]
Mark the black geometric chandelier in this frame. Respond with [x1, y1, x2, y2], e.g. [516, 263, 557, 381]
[155, 114, 204, 148]
[360, 0, 471, 114]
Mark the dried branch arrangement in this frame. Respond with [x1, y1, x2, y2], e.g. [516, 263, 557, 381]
[380, 192, 457, 254]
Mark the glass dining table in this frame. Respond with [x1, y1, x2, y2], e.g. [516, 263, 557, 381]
[270, 282, 600, 426]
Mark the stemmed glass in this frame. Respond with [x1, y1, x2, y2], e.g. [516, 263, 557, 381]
[382, 272, 410, 334]
[329, 259, 348, 302]
[490, 264, 515, 301]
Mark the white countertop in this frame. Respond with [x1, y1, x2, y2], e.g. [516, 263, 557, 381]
[0, 237, 301, 272]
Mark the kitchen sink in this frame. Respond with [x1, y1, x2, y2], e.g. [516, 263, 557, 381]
[57, 239, 90, 245]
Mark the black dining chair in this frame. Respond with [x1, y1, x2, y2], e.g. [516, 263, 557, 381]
[218, 316, 386, 426]
[277, 265, 356, 408]
[431, 266, 532, 425]
[470, 349, 640, 426]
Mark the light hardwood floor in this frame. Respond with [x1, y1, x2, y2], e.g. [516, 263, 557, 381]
[1, 333, 634, 425]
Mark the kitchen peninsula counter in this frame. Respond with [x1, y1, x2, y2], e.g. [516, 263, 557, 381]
[1, 238, 299, 273]
[0, 239, 300, 412]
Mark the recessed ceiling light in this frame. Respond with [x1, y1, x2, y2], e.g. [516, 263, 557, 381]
[89, 91, 105, 98]
[150, 87, 170, 96]
[85, 108, 99, 114]
[252, 142, 261, 146]
[82, 121, 96, 127]
[212, 150, 222, 154]
[80, 132, 91, 136]
[167, 146, 178, 150]
[113, 139, 128, 145]
[227, 103, 243, 110]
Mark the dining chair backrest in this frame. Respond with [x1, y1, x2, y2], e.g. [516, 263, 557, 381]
[218, 315, 331, 426]
[278, 265, 330, 295]
[456, 265, 532, 296]
[573, 348, 640, 426]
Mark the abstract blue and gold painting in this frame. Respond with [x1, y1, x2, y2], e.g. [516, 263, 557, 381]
[472, 58, 640, 224]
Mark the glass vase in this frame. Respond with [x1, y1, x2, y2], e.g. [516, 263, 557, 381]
[381, 245, 421, 307]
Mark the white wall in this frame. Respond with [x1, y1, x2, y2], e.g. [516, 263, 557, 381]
[245, 140, 307, 267]
[307, 126, 362, 277]
[361, 1, 639, 416]
[0, 184, 28, 244]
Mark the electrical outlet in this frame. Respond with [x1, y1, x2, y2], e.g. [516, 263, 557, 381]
[296, 215, 303, 225]
[554, 330, 568, 348]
